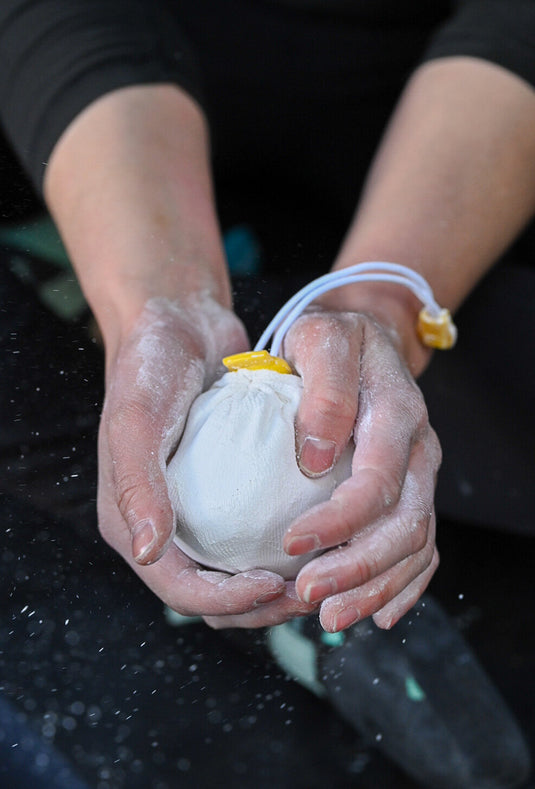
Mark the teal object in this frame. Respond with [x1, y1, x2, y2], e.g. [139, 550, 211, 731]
[0, 214, 70, 268]
[0, 213, 88, 320]
[405, 675, 426, 702]
[0, 216, 263, 275]
[268, 621, 326, 698]
[320, 630, 346, 648]
[224, 224, 262, 275]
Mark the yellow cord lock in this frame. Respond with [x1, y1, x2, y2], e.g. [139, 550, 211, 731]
[417, 307, 457, 350]
[222, 350, 292, 374]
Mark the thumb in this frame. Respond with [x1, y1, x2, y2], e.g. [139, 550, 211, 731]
[295, 377, 358, 478]
[287, 313, 362, 478]
[99, 399, 178, 566]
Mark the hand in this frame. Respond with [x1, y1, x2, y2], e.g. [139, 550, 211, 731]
[42, 82, 316, 626]
[97, 295, 295, 618]
[281, 308, 441, 632]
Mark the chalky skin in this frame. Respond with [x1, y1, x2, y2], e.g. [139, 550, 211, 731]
[43, 56, 535, 630]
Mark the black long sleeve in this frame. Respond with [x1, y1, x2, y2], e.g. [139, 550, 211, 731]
[0, 0, 204, 193]
[423, 0, 535, 89]
[1, 0, 534, 196]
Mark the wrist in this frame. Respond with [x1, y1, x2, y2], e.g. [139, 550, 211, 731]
[95, 264, 233, 360]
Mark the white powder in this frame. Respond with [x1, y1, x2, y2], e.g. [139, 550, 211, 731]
[129, 295, 249, 470]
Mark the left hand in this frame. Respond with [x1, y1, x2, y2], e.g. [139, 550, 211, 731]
[284, 307, 440, 632]
[205, 307, 440, 632]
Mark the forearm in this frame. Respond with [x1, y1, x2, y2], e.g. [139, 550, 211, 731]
[44, 84, 231, 360]
[326, 57, 535, 375]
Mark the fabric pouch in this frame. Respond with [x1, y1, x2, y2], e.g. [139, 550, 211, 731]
[167, 368, 353, 579]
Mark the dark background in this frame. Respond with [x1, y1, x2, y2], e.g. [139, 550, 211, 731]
[0, 229, 534, 787]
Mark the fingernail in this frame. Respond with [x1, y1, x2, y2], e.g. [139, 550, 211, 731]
[286, 533, 322, 556]
[298, 436, 336, 477]
[333, 606, 361, 632]
[303, 577, 336, 604]
[132, 518, 157, 562]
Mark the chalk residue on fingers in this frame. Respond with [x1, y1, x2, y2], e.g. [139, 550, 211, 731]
[131, 294, 249, 467]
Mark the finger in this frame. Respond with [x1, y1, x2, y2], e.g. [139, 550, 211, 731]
[203, 583, 318, 629]
[101, 410, 288, 617]
[371, 555, 439, 629]
[151, 559, 287, 618]
[104, 514, 288, 616]
[318, 533, 439, 633]
[100, 408, 173, 565]
[168, 565, 287, 618]
[294, 439, 437, 603]
[102, 330, 206, 565]
[283, 312, 363, 477]
[284, 377, 430, 556]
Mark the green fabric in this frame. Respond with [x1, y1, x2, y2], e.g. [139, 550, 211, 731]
[0, 215, 70, 268]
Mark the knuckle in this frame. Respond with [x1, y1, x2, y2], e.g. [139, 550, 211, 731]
[330, 498, 358, 543]
[312, 389, 356, 426]
[115, 477, 141, 522]
[407, 385, 429, 435]
[284, 314, 322, 356]
[427, 426, 443, 467]
[372, 581, 393, 613]
[405, 509, 432, 555]
[369, 466, 403, 509]
[413, 535, 439, 581]
[292, 311, 342, 338]
[286, 310, 360, 360]
[351, 551, 378, 586]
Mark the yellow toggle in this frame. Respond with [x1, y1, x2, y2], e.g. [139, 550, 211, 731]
[417, 308, 457, 350]
[222, 350, 292, 374]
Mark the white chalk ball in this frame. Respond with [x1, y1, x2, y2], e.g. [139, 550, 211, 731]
[167, 368, 354, 579]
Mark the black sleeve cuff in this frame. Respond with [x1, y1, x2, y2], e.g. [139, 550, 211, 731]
[0, 0, 205, 194]
[422, 0, 535, 89]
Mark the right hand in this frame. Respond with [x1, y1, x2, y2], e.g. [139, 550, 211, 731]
[42, 84, 318, 624]
[97, 295, 292, 617]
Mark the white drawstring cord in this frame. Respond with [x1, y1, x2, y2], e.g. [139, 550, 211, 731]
[254, 261, 445, 356]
